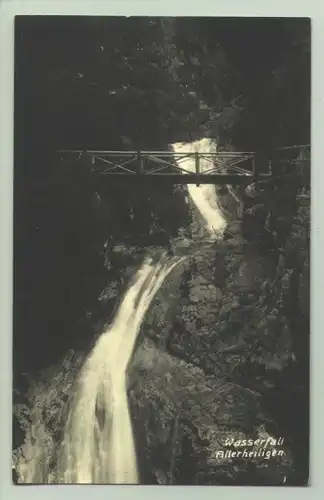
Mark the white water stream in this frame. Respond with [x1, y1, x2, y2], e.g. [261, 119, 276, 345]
[172, 138, 226, 236]
[58, 255, 184, 483]
[19, 138, 227, 484]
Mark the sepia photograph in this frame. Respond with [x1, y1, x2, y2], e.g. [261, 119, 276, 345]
[12, 16, 310, 486]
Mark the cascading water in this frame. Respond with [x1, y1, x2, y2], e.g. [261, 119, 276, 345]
[172, 138, 226, 237]
[57, 254, 184, 484]
[56, 139, 225, 484]
[16, 138, 227, 484]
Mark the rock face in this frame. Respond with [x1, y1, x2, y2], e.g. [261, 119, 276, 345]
[129, 175, 309, 485]
[129, 340, 292, 485]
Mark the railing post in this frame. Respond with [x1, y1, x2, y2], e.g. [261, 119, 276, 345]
[137, 150, 143, 174]
[195, 152, 200, 187]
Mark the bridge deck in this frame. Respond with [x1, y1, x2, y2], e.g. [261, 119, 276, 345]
[94, 172, 266, 185]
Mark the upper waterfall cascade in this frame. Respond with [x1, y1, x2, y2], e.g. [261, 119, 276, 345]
[172, 139, 227, 236]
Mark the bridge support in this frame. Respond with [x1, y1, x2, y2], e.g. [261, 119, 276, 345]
[195, 152, 200, 187]
[137, 150, 144, 174]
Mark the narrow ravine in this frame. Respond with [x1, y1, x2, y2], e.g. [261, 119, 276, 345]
[18, 138, 228, 484]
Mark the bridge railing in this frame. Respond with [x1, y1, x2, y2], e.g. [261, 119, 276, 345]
[56, 146, 309, 186]
[267, 144, 310, 190]
[57, 149, 259, 185]
[268, 144, 310, 171]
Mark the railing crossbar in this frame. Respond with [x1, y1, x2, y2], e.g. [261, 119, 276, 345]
[55, 147, 308, 185]
[143, 154, 193, 175]
[94, 156, 137, 174]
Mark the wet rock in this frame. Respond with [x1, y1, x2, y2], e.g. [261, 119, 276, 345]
[245, 183, 264, 200]
[189, 278, 221, 303]
[244, 203, 267, 219]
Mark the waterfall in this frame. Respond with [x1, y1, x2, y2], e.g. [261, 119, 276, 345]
[56, 139, 225, 484]
[16, 138, 227, 484]
[57, 254, 184, 484]
[172, 138, 226, 237]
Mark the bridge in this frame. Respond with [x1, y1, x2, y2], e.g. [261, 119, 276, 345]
[57, 145, 310, 187]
